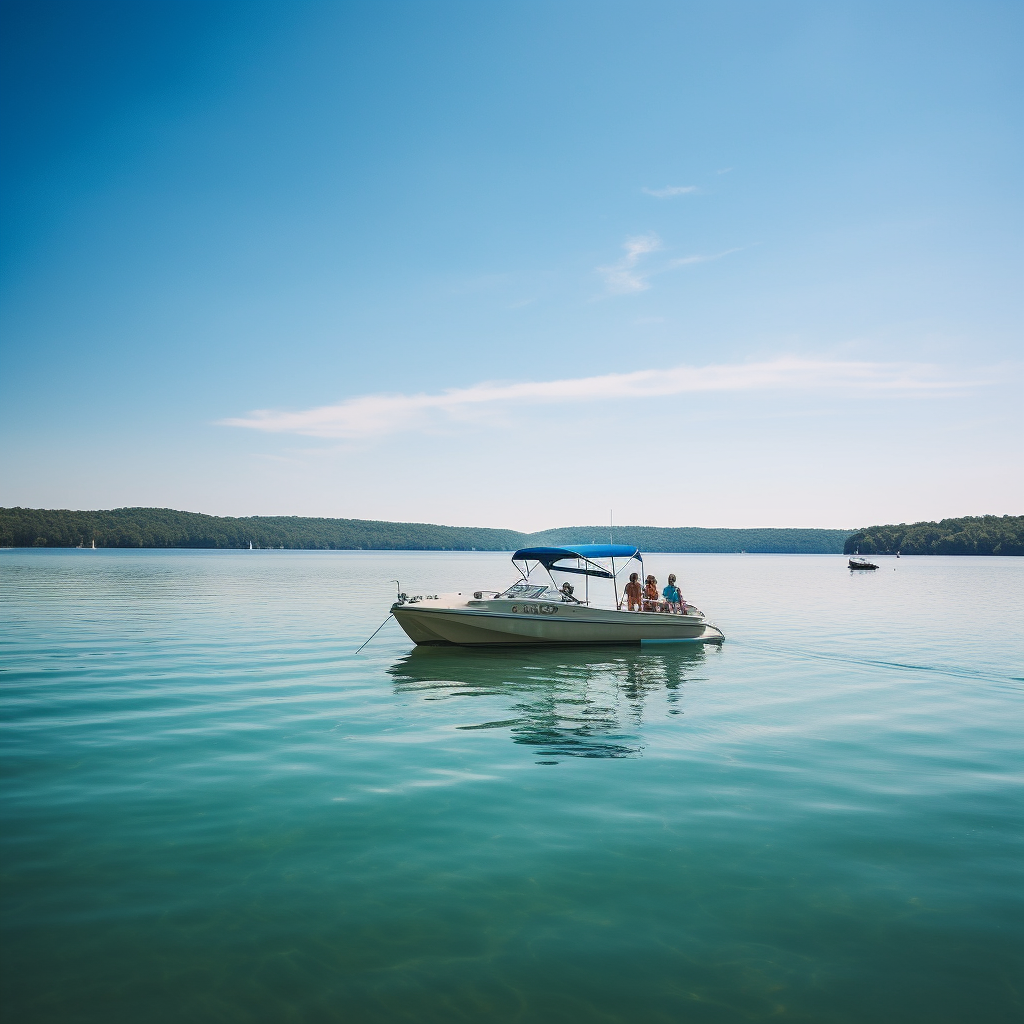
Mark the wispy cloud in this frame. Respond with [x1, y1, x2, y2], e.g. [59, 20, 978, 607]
[598, 236, 742, 294]
[668, 247, 744, 267]
[597, 233, 661, 294]
[219, 359, 975, 440]
[642, 185, 699, 197]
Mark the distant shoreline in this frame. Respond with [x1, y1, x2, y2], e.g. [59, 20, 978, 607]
[1, 508, 1020, 555]
[0, 506, 851, 554]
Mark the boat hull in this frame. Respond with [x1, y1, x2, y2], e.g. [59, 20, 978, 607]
[392, 598, 723, 647]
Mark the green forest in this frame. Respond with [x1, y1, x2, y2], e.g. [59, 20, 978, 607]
[1, 507, 851, 553]
[3, 508, 1019, 554]
[529, 525, 852, 554]
[844, 516, 1023, 556]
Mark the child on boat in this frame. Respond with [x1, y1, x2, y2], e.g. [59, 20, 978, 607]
[621, 572, 642, 611]
[661, 574, 686, 614]
[643, 575, 660, 611]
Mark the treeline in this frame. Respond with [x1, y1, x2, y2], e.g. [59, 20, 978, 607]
[6, 508, 1019, 554]
[844, 516, 1023, 556]
[530, 525, 852, 554]
[0, 508, 522, 551]
[0, 507, 853, 553]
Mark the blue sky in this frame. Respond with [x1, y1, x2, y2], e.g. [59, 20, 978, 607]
[1, 0, 1020, 531]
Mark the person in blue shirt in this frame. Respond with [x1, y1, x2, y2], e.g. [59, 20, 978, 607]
[661, 574, 686, 613]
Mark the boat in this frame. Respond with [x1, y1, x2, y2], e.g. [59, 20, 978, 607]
[390, 544, 725, 647]
[848, 558, 878, 570]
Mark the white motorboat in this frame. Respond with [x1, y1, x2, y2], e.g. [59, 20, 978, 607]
[391, 544, 724, 647]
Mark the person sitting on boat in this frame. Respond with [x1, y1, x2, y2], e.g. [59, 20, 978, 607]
[643, 575, 660, 611]
[621, 572, 642, 611]
[560, 581, 579, 603]
[662, 574, 686, 614]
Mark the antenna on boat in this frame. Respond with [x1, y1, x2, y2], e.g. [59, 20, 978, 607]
[609, 509, 613, 544]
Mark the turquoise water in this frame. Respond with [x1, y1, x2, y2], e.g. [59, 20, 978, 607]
[1, 549, 1021, 1023]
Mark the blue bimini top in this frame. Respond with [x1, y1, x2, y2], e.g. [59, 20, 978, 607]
[511, 544, 641, 578]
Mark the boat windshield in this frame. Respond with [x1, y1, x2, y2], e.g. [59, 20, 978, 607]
[498, 583, 548, 599]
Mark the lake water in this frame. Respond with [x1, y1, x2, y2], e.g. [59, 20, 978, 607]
[1, 549, 1022, 1023]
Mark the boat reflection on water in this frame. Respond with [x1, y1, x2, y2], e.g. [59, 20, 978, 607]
[388, 644, 719, 759]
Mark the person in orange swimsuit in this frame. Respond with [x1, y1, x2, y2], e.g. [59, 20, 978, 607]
[620, 572, 642, 611]
[643, 575, 660, 611]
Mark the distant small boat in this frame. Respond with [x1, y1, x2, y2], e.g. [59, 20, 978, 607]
[849, 558, 878, 570]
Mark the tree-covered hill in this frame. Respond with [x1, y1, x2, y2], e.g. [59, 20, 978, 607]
[5, 508, 1018, 554]
[529, 525, 852, 554]
[0, 507, 853, 553]
[844, 516, 1023, 556]
[0, 507, 522, 551]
